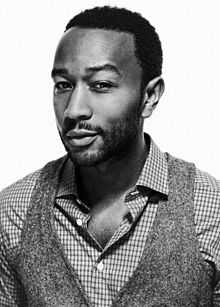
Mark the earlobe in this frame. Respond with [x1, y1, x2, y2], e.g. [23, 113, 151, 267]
[141, 76, 165, 118]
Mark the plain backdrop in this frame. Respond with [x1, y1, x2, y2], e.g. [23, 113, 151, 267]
[0, 0, 220, 190]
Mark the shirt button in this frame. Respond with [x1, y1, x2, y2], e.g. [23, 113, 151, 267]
[76, 218, 83, 226]
[130, 190, 139, 196]
[97, 260, 104, 272]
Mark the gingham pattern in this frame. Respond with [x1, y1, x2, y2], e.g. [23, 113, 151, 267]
[0, 138, 220, 307]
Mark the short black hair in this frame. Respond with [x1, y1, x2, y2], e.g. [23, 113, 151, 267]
[65, 6, 163, 86]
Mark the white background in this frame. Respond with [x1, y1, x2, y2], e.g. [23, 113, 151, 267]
[0, 0, 220, 190]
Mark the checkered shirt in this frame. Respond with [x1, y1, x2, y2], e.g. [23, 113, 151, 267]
[0, 138, 220, 307]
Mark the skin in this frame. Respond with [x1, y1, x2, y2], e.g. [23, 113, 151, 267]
[52, 27, 164, 247]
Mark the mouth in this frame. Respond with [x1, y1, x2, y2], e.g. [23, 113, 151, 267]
[65, 129, 98, 147]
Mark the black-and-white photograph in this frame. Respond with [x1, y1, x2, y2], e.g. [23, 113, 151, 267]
[0, 1, 220, 306]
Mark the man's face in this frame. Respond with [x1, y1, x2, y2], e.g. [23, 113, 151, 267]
[52, 27, 144, 166]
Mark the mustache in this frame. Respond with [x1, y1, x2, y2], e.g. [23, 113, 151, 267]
[62, 119, 103, 135]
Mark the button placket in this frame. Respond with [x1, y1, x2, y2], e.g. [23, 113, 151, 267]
[90, 260, 111, 306]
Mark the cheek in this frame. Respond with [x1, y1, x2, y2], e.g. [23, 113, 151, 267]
[53, 98, 66, 129]
[96, 90, 141, 122]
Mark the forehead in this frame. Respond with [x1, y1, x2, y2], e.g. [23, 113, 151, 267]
[53, 27, 141, 76]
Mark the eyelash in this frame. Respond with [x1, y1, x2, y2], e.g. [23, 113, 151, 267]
[91, 81, 114, 92]
[54, 81, 73, 94]
[54, 81, 116, 94]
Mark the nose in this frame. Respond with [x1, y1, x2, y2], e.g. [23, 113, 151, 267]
[64, 84, 92, 122]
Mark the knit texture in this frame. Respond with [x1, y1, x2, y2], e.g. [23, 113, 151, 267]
[12, 154, 214, 306]
[15, 156, 91, 306]
[112, 154, 214, 306]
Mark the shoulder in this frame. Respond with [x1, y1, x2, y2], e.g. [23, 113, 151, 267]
[0, 156, 67, 234]
[193, 166, 220, 216]
[195, 167, 220, 191]
[193, 167, 220, 223]
[0, 169, 42, 246]
[194, 167, 220, 210]
[190, 165, 220, 217]
[0, 156, 67, 217]
[0, 169, 42, 216]
[193, 167, 220, 268]
[0, 156, 66, 250]
[168, 153, 220, 193]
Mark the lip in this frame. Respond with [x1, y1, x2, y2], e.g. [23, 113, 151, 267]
[65, 129, 97, 138]
[65, 130, 98, 147]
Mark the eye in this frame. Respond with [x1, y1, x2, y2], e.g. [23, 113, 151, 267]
[90, 81, 115, 93]
[54, 81, 73, 94]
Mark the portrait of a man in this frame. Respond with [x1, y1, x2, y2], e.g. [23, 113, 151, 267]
[0, 5, 219, 307]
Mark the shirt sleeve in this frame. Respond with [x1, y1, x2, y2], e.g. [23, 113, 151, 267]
[0, 171, 41, 306]
[0, 225, 26, 307]
[194, 169, 220, 305]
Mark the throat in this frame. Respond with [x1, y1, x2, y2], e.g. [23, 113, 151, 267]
[87, 195, 129, 249]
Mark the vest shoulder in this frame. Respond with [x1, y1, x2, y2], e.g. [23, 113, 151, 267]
[166, 153, 195, 169]
[167, 153, 220, 191]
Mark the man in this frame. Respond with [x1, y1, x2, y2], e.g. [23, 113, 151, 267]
[0, 6, 219, 307]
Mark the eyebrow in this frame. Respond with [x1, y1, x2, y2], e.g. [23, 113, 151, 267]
[51, 64, 121, 79]
[85, 64, 122, 77]
[51, 68, 68, 78]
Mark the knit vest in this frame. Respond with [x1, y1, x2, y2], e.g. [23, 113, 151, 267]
[13, 154, 214, 306]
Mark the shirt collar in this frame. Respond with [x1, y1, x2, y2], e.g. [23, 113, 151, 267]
[56, 158, 77, 198]
[136, 135, 169, 196]
[56, 134, 169, 198]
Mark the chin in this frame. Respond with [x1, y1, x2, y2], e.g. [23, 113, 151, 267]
[67, 149, 108, 167]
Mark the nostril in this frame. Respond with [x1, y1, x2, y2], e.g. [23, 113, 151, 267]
[64, 107, 92, 121]
[62, 117, 77, 134]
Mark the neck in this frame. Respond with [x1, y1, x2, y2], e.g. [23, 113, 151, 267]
[77, 133, 149, 206]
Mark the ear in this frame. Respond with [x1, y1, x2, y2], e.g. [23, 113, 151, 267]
[141, 76, 165, 118]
